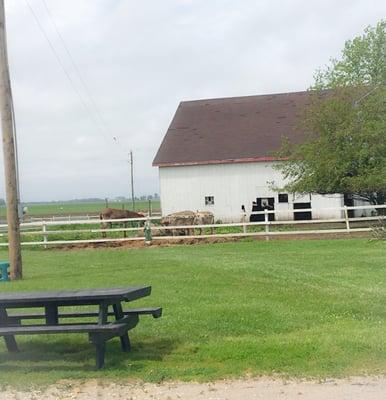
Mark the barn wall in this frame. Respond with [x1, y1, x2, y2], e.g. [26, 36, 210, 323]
[158, 162, 343, 222]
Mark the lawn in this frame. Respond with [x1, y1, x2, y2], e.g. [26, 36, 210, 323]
[0, 239, 385, 387]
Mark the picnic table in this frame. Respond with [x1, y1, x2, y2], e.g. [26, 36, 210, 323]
[0, 287, 162, 368]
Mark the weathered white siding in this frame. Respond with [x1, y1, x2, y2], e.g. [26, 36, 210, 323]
[159, 162, 343, 222]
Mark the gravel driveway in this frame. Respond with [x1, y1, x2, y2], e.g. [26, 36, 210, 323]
[2, 377, 386, 400]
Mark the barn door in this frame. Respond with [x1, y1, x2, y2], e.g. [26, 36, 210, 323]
[250, 197, 275, 222]
[344, 194, 355, 218]
[293, 202, 312, 220]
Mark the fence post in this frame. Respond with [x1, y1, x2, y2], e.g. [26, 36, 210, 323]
[43, 222, 48, 249]
[344, 205, 350, 232]
[264, 209, 270, 241]
[144, 217, 152, 245]
[242, 213, 247, 234]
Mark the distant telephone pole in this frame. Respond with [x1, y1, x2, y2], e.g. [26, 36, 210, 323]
[129, 150, 135, 210]
[0, 0, 22, 279]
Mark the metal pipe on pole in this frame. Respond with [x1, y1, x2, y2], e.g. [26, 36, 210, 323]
[0, 0, 22, 279]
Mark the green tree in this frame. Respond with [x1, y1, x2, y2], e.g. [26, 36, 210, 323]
[277, 21, 386, 204]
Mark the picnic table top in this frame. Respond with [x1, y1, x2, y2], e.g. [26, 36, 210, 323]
[0, 286, 151, 307]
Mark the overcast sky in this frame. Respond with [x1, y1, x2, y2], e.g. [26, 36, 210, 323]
[0, 0, 384, 201]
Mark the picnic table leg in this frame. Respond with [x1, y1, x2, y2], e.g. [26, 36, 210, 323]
[92, 302, 109, 368]
[113, 303, 131, 352]
[89, 333, 106, 369]
[98, 302, 109, 324]
[0, 308, 19, 352]
[45, 304, 59, 324]
[96, 341, 106, 369]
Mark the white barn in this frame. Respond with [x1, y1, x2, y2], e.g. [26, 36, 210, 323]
[153, 91, 360, 223]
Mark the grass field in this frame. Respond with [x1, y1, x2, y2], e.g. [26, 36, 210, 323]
[0, 200, 161, 217]
[0, 239, 385, 387]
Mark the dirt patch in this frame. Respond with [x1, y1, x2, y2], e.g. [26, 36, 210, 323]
[2, 377, 385, 399]
[51, 231, 370, 251]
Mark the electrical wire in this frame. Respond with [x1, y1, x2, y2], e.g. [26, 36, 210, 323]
[40, 0, 118, 143]
[24, 0, 116, 146]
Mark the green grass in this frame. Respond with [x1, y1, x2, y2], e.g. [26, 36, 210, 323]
[0, 239, 385, 387]
[0, 200, 160, 217]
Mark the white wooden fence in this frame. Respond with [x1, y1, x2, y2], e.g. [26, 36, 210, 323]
[20, 214, 101, 223]
[0, 204, 384, 247]
[0, 212, 163, 224]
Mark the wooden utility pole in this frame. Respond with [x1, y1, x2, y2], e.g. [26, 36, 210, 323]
[129, 150, 135, 210]
[0, 0, 22, 279]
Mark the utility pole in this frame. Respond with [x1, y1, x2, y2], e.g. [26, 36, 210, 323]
[129, 150, 135, 210]
[0, 0, 22, 279]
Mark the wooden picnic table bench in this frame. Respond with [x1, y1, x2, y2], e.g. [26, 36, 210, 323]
[0, 287, 162, 368]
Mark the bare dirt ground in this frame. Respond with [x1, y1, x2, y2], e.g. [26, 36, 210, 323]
[2, 377, 386, 400]
[56, 231, 369, 251]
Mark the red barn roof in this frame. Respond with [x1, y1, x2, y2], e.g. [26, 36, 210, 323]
[153, 91, 312, 167]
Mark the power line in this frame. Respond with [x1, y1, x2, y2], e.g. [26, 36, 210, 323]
[40, 0, 118, 143]
[24, 0, 116, 145]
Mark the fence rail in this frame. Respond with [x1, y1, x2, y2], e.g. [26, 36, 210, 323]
[0, 204, 384, 247]
[25, 214, 101, 222]
[0, 212, 163, 225]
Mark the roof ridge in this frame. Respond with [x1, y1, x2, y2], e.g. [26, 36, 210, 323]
[180, 90, 312, 105]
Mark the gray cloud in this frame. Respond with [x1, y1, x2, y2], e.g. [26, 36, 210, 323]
[0, 0, 384, 201]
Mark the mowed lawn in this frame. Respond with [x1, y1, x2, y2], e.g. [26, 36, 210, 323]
[0, 239, 385, 386]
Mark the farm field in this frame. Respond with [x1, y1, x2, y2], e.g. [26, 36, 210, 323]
[0, 200, 160, 218]
[0, 239, 385, 387]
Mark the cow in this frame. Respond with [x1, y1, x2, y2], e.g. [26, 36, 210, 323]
[99, 208, 145, 238]
[159, 210, 214, 236]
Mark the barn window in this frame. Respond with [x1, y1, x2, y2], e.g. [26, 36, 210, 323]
[278, 193, 288, 203]
[205, 196, 214, 205]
